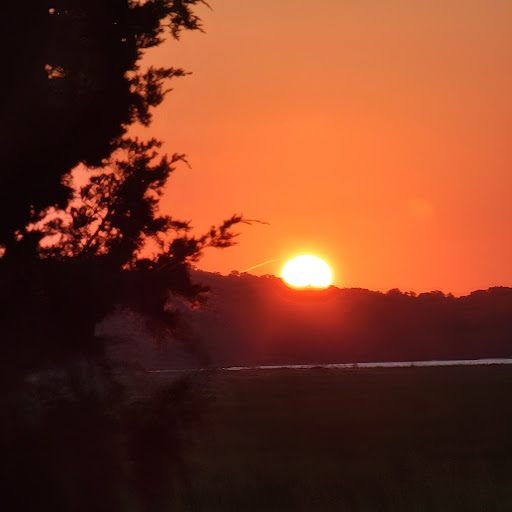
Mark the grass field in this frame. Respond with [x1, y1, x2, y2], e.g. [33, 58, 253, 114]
[170, 366, 512, 511]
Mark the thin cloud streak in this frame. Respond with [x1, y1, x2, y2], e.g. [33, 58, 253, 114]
[242, 259, 275, 273]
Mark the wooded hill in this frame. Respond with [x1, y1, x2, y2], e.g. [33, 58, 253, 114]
[102, 270, 512, 369]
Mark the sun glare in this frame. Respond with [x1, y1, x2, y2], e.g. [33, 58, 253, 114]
[282, 255, 332, 288]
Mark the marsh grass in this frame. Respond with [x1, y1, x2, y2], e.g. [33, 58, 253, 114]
[169, 366, 512, 511]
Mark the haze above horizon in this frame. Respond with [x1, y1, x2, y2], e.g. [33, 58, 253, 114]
[134, 0, 512, 295]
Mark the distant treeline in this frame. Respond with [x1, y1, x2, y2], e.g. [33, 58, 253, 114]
[102, 271, 512, 369]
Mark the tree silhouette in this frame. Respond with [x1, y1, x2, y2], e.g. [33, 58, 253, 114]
[0, 0, 244, 376]
[0, 2, 244, 510]
[0, 0, 207, 256]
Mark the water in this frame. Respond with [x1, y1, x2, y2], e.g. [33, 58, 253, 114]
[149, 358, 512, 373]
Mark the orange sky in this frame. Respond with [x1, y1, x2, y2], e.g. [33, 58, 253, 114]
[133, 0, 512, 295]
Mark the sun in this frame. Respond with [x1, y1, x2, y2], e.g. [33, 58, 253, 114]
[282, 255, 332, 288]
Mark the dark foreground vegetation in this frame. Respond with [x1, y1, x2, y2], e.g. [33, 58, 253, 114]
[171, 365, 512, 511]
[0, 2, 242, 511]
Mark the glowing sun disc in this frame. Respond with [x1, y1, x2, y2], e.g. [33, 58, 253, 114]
[282, 255, 332, 288]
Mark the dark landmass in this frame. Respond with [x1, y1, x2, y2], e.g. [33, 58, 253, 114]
[101, 270, 512, 369]
[170, 365, 512, 511]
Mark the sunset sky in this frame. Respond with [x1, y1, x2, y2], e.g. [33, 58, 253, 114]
[134, 0, 512, 295]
